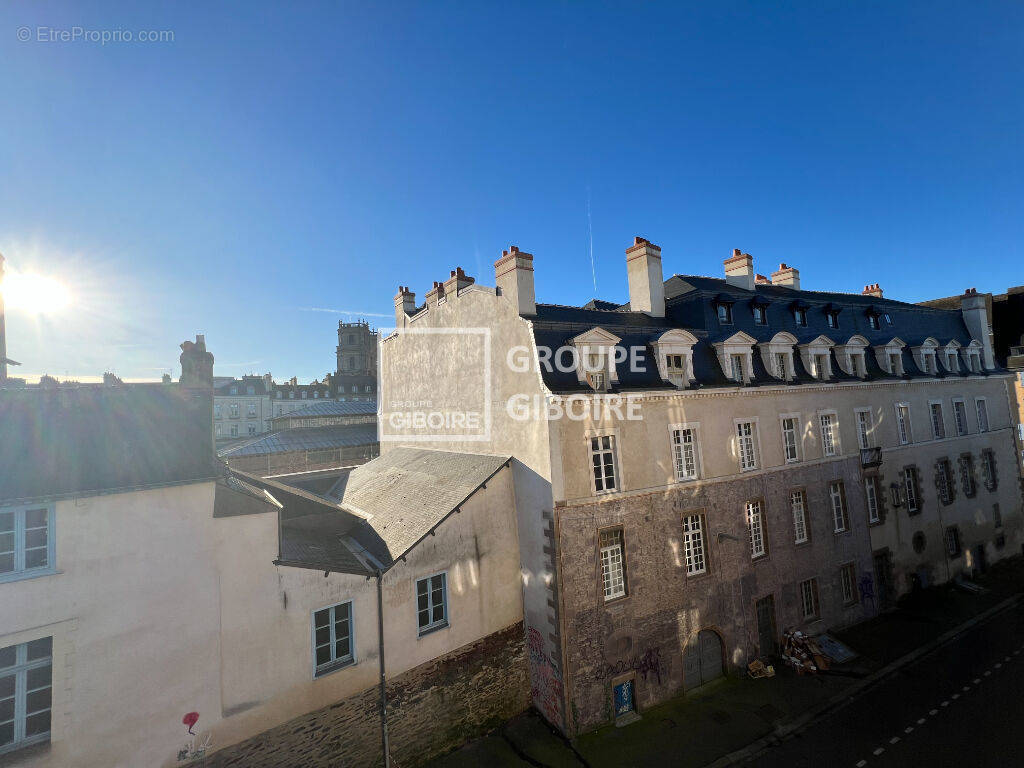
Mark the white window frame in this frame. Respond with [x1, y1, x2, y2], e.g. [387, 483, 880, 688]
[588, 432, 620, 495]
[854, 408, 873, 450]
[714, 332, 757, 384]
[311, 600, 355, 678]
[670, 423, 702, 482]
[681, 514, 707, 576]
[952, 398, 968, 436]
[840, 563, 856, 604]
[829, 481, 848, 532]
[895, 403, 912, 445]
[735, 419, 760, 472]
[959, 455, 976, 497]
[229, 402, 239, 418]
[937, 459, 953, 504]
[928, 400, 946, 440]
[912, 339, 940, 375]
[818, 411, 839, 457]
[415, 572, 449, 635]
[875, 338, 907, 375]
[0, 637, 53, 753]
[975, 397, 989, 433]
[798, 336, 836, 381]
[800, 578, 819, 619]
[746, 500, 766, 559]
[654, 329, 698, 388]
[865, 477, 880, 523]
[214, 403, 222, 419]
[0, 505, 57, 584]
[758, 332, 797, 382]
[599, 529, 627, 601]
[835, 336, 869, 378]
[791, 490, 809, 544]
[779, 413, 801, 463]
[904, 467, 920, 513]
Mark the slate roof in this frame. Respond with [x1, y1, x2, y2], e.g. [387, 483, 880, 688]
[217, 424, 379, 458]
[0, 384, 217, 505]
[270, 400, 377, 420]
[215, 377, 272, 396]
[529, 273, 998, 394]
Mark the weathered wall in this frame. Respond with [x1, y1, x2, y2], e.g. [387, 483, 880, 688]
[202, 621, 528, 768]
[556, 458, 873, 734]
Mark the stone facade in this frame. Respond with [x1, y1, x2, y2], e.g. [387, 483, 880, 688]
[556, 457, 871, 733]
[203, 622, 528, 768]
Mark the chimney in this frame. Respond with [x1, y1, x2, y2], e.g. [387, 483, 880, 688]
[443, 267, 475, 297]
[862, 283, 883, 298]
[770, 262, 801, 290]
[425, 280, 446, 308]
[754, 273, 770, 285]
[960, 288, 995, 369]
[394, 285, 417, 327]
[494, 245, 536, 316]
[625, 237, 665, 317]
[179, 334, 214, 389]
[724, 249, 755, 291]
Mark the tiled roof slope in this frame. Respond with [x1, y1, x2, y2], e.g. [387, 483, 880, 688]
[270, 400, 377, 419]
[218, 424, 378, 457]
[531, 274, 997, 394]
[0, 384, 217, 504]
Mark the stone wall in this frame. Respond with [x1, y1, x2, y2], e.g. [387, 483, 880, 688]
[203, 621, 529, 768]
[555, 458, 874, 734]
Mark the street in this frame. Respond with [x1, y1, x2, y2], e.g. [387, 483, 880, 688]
[747, 601, 1024, 768]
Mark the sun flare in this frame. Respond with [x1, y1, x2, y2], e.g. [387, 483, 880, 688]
[2, 271, 72, 315]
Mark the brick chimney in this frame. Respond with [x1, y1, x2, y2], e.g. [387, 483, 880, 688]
[443, 267, 475, 297]
[960, 288, 995, 369]
[755, 273, 770, 285]
[425, 280, 445, 308]
[394, 285, 417, 327]
[179, 334, 214, 389]
[625, 237, 665, 317]
[724, 249, 755, 291]
[770, 263, 801, 290]
[862, 283, 883, 298]
[494, 245, 536, 316]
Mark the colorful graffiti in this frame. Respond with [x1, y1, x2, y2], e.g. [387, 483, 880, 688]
[596, 646, 663, 685]
[527, 626, 564, 725]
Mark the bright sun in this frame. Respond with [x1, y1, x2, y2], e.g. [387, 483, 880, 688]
[2, 272, 72, 314]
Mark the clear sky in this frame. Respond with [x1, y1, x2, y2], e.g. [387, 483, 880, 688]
[1, 1, 1021, 382]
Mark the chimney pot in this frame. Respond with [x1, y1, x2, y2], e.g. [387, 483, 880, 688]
[770, 263, 800, 290]
[724, 249, 755, 292]
[494, 245, 536, 315]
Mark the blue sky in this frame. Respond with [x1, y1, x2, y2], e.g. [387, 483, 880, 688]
[1, 1, 1021, 382]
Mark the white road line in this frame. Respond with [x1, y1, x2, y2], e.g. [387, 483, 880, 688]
[952, 693, 960, 700]
[929, 709, 938, 716]
[1014, 650, 1020, 656]
[985, 670, 992, 676]
[1005, 656, 1011, 661]
[995, 663, 1002, 669]
[917, 718, 926, 725]
[856, 761, 867, 768]
[941, 701, 950, 707]
[874, 747, 885, 756]
[962, 686, 970, 691]
[890, 737, 900, 744]
[974, 678, 981, 684]
[904, 726, 914, 734]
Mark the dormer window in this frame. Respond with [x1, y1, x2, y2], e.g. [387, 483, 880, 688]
[753, 305, 767, 325]
[795, 308, 807, 326]
[730, 354, 744, 380]
[717, 303, 732, 324]
[798, 335, 835, 381]
[247, 385, 255, 395]
[653, 329, 697, 389]
[888, 353, 901, 374]
[912, 339, 940, 376]
[869, 315, 880, 330]
[943, 342, 961, 373]
[875, 338, 906, 376]
[570, 327, 622, 392]
[884, 314, 893, 325]
[714, 332, 756, 384]
[230, 386, 238, 395]
[961, 340, 984, 373]
[826, 312, 839, 329]
[759, 332, 797, 382]
[835, 335, 869, 379]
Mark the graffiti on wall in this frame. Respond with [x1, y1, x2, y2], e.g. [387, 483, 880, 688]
[596, 646, 663, 686]
[527, 626, 564, 725]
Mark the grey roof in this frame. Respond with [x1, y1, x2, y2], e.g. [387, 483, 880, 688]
[218, 424, 378, 457]
[271, 400, 377, 419]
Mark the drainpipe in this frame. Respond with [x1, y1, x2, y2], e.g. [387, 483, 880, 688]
[376, 570, 391, 768]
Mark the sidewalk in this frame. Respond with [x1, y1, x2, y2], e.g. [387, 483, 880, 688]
[427, 556, 1024, 768]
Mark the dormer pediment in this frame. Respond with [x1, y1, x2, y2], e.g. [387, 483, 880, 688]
[798, 334, 835, 349]
[714, 330, 757, 348]
[842, 334, 869, 348]
[570, 326, 622, 347]
[655, 328, 698, 346]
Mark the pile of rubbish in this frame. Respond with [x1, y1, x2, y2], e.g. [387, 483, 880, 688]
[781, 629, 830, 675]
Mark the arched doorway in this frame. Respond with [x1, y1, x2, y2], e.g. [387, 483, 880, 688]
[683, 629, 724, 690]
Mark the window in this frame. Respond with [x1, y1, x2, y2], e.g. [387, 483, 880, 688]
[599, 529, 627, 600]
[812, 353, 829, 380]
[416, 573, 448, 633]
[736, 421, 758, 471]
[946, 351, 959, 372]
[730, 353, 744, 382]
[365, 385, 372, 393]
[896, 404, 912, 445]
[312, 602, 353, 676]
[829, 481, 849, 532]
[301, 391, 308, 399]
[681, 514, 707, 576]
[215, 424, 222, 437]
[869, 315, 880, 330]
[993, 503, 1002, 529]
[314, 391, 319, 399]
[945, 526, 961, 557]
[671, 427, 700, 481]
[855, 409, 873, 449]
[936, 459, 954, 505]
[229, 403, 239, 418]
[247, 424, 257, 436]
[799, 578, 819, 619]
[717, 303, 733, 324]
[959, 455, 976, 497]
[230, 386, 238, 395]
[773, 352, 788, 380]
[851, 351, 867, 377]
[865, 477, 881, 523]
[826, 312, 839, 329]
[230, 424, 238, 437]
[888, 352, 902, 375]
[0, 637, 52, 753]
[590, 436, 618, 493]
[246, 385, 255, 395]
[840, 563, 857, 605]
[746, 501, 766, 559]
[791, 490, 808, 544]
[819, 413, 837, 456]
[753, 305, 767, 325]
[275, 391, 282, 399]
[884, 313, 893, 325]
[975, 399, 989, 432]
[953, 399, 968, 436]
[794, 308, 807, 327]
[247, 403, 257, 418]
[289, 391, 295, 399]
[929, 402, 945, 440]
[781, 417, 799, 463]
[351, 386, 357, 393]
[981, 449, 997, 491]
[0, 506, 54, 580]
[348, 334, 355, 344]
[904, 467, 920, 513]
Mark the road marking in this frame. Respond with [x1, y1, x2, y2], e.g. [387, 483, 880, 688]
[1005, 656, 1011, 661]
[952, 693, 960, 700]
[856, 761, 867, 768]
[974, 678, 981, 684]
[963, 686, 970, 691]
[929, 709, 938, 716]
[941, 701, 950, 707]
[890, 737, 900, 744]
[985, 670, 992, 676]
[995, 663, 1002, 669]
[917, 718, 926, 724]
[1014, 650, 1020, 656]
[874, 747, 885, 756]
[904, 726, 914, 734]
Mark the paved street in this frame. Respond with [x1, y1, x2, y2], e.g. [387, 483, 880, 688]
[747, 602, 1024, 768]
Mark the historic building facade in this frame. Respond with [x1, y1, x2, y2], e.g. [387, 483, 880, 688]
[332, 320, 378, 400]
[379, 238, 1023, 735]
